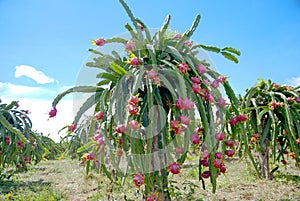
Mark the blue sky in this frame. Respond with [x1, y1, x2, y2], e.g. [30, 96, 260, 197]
[0, 0, 299, 139]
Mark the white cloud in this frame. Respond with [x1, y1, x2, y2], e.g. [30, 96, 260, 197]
[287, 76, 300, 87]
[0, 82, 73, 100]
[15, 65, 58, 84]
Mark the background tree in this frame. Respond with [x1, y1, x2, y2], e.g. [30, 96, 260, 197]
[0, 99, 55, 180]
[237, 79, 300, 178]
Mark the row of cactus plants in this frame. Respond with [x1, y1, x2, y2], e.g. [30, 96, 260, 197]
[0, 99, 60, 180]
[236, 79, 300, 178]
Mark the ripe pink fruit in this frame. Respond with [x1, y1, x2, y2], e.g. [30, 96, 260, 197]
[171, 120, 180, 130]
[250, 137, 257, 143]
[225, 140, 235, 147]
[48, 107, 57, 118]
[296, 97, 300, 103]
[237, 114, 247, 122]
[191, 77, 201, 84]
[217, 76, 226, 83]
[290, 152, 296, 159]
[203, 79, 210, 86]
[138, 24, 144, 31]
[196, 64, 207, 74]
[213, 159, 222, 168]
[296, 139, 300, 145]
[128, 96, 139, 106]
[202, 151, 210, 160]
[146, 193, 158, 201]
[225, 150, 235, 157]
[168, 162, 181, 174]
[128, 120, 139, 130]
[192, 83, 202, 94]
[217, 97, 226, 108]
[176, 98, 194, 110]
[118, 138, 123, 146]
[184, 40, 192, 47]
[253, 133, 260, 139]
[128, 105, 139, 115]
[177, 62, 189, 74]
[5, 136, 10, 144]
[146, 69, 158, 80]
[116, 124, 126, 133]
[125, 40, 135, 51]
[215, 132, 225, 141]
[212, 79, 219, 89]
[201, 159, 209, 167]
[178, 115, 190, 125]
[130, 57, 140, 66]
[201, 171, 210, 179]
[273, 83, 280, 89]
[229, 117, 238, 125]
[220, 166, 226, 174]
[174, 33, 182, 39]
[93, 38, 105, 46]
[206, 92, 214, 103]
[286, 97, 293, 103]
[132, 174, 144, 188]
[82, 152, 95, 161]
[214, 152, 223, 159]
[190, 133, 200, 144]
[68, 124, 76, 132]
[94, 111, 104, 120]
[176, 147, 183, 154]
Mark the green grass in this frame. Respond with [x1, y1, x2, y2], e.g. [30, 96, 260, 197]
[0, 158, 299, 200]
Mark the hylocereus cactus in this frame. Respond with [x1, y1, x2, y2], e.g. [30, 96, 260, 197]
[50, 0, 241, 199]
[238, 79, 300, 179]
[0, 99, 54, 178]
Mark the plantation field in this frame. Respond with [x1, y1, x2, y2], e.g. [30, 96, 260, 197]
[0, 158, 299, 201]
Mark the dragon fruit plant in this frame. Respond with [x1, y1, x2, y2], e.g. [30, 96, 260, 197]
[50, 0, 241, 199]
[236, 79, 300, 179]
[0, 99, 54, 179]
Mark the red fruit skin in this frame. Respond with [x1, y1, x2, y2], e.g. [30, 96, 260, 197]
[213, 159, 222, 168]
[214, 152, 223, 159]
[128, 105, 139, 115]
[237, 114, 247, 122]
[220, 166, 226, 174]
[225, 150, 235, 157]
[225, 140, 235, 147]
[253, 133, 260, 139]
[215, 132, 225, 141]
[290, 152, 296, 159]
[296, 139, 300, 145]
[130, 57, 140, 66]
[229, 117, 238, 125]
[94, 111, 104, 120]
[201, 171, 210, 179]
[281, 160, 287, 165]
[201, 159, 209, 167]
[250, 137, 256, 143]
